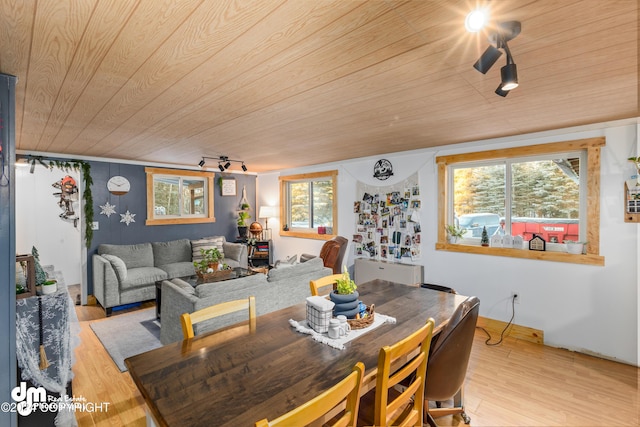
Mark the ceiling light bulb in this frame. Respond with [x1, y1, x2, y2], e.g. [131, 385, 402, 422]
[465, 8, 489, 32]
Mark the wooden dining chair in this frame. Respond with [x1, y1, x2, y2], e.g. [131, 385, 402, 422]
[255, 361, 365, 427]
[359, 318, 435, 427]
[309, 273, 343, 296]
[180, 296, 256, 340]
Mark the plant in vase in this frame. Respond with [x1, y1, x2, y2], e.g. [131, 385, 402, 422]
[330, 266, 360, 318]
[41, 279, 57, 295]
[193, 247, 223, 274]
[445, 224, 465, 243]
[237, 204, 251, 239]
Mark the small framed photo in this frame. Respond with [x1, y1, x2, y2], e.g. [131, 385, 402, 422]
[221, 178, 236, 196]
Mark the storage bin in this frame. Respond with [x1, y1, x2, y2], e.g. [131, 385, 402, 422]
[306, 296, 334, 333]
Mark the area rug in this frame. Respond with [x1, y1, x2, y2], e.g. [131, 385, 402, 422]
[89, 308, 161, 372]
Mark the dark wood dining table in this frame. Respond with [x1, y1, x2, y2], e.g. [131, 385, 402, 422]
[125, 279, 467, 427]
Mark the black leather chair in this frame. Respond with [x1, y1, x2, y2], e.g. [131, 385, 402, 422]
[423, 296, 480, 426]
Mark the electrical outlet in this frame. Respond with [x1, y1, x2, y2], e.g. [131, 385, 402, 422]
[511, 291, 520, 304]
[91, 221, 99, 230]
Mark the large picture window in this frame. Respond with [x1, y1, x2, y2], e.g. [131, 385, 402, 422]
[145, 167, 215, 225]
[279, 170, 338, 240]
[437, 138, 604, 265]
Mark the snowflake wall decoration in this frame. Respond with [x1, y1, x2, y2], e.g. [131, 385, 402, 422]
[99, 201, 116, 217]
[120, 210, 136, 226]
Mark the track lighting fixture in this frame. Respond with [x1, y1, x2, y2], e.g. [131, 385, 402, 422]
[198, 155, 248, 172]
[472, 21, 521, 97]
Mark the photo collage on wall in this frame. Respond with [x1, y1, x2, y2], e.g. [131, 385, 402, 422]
[353, 173, 421, 262]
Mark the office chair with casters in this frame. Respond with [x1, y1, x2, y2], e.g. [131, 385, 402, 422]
[309, 273, 342, 296]
[180, 296, 256, 340]
[423, 296, 480, 426]
[255, 361, 365, 427]
[358, 318, 435, 427]
[300, 235, 349, 274]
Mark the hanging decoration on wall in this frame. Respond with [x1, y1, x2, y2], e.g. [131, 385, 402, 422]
[373, 159, 394, 180]
[120, 210, 136, 226]
[99, 201, 116, 217]
[51, 175, 79, 227]
[353, 173, 421, 262]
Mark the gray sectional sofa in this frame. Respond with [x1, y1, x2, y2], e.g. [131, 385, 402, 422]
[92, 237, 247, 316]
[159, 257, 332, 344]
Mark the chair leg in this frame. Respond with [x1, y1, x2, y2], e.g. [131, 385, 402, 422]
[425, 387, 471, 425]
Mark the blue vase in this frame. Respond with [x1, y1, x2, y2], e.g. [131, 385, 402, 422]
[329, 290, 359, 304]
[330, 291, 359, 318]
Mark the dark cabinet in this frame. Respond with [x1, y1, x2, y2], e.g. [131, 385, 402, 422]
[249, 240, 273, 267]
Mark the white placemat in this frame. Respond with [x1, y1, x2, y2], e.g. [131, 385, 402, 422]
[289, 313, 396, 350]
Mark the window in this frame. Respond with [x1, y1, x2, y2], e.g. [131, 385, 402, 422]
[437, 138, 604, 265]
[279, 170, 338, 240]
[145, 167, 215, 225]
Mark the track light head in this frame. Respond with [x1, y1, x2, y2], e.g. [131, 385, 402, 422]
[495, 84, 510, 97]
[473, 45, 502, 74]
[224, 161, 231, 169]
[500, 63, 518, 91]
[198, 159, 205, 168]
[218, 163, 225, 172]
[241, 163, 247, 172]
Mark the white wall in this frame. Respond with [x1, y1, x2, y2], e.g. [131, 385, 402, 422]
[15, 165, 82, 286]
[258, 120, 639, 366]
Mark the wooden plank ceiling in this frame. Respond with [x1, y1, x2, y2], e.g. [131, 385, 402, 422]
[0, 0, 637, 173]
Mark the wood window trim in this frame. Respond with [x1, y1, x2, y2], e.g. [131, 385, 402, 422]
[279, 170, 338, 241]
[435, 137, 605, 266]
[145, 167, 215, 226]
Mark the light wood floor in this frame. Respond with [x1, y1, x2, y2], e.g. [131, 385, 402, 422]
[72, 303, 639, 427]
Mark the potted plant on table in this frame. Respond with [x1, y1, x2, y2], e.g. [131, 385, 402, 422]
[193, 247, 223, 274]
[41, 279, 57, 295]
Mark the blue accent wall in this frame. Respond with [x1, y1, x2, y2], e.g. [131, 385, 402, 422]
[87, 161, 256, 295]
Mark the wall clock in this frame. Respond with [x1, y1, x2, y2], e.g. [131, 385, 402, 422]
[107, 175, 130, 195]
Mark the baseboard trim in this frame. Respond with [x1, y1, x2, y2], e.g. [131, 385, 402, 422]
[477, 316, 544, 345]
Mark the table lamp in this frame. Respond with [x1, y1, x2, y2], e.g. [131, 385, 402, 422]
[259, 206, 278, 238]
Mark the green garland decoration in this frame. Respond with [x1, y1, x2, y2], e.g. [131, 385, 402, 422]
[26, 156, 94, 248]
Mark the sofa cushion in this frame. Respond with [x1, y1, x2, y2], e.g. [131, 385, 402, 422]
[223, 242, 243, 263]
[120, 267, 167, 291]
[267, 257, 324, 282]
[102, 254, 127, 282]
[99, 243, 153, 269]
[159, 262, 195, 279]
[191, 237, 225, 261]
[152, 239, 192, 266]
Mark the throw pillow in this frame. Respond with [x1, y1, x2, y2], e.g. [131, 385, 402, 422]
[191, 237, 225, 261]
[102, 254, 128, 282]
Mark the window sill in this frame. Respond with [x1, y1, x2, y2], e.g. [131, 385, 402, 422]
[435, 242, 604, 266]
[280, 230, 336, 241]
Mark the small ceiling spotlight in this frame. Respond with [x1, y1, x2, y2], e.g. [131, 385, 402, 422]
[198, 155, 248, 172]
[472, 20, 522, 97]
[465, 7, 489, 33]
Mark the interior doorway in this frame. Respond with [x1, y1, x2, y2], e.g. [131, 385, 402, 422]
[15, 162, 87, 304]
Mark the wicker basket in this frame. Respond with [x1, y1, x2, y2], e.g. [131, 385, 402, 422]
[196, 269, 232, 282]
[347, 304, 375, 329]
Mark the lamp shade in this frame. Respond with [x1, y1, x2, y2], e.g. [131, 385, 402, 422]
[259, 206, 278, 219]
[500, 63, 518, 90]
[473, 45, 502, 74]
